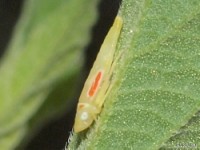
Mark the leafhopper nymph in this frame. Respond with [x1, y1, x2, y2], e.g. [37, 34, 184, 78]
[73, 16, 123, 133]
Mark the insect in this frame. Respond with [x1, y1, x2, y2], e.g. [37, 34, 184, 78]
[73, 16, 123, 133]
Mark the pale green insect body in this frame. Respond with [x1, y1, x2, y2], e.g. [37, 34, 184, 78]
[73, 16, 123, 133]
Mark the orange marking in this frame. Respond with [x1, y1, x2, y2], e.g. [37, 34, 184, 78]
[88, 71, 102, 97]
[78, 104, 85, 109]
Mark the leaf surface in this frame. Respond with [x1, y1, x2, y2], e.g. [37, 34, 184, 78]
[68, 0, 200, 149]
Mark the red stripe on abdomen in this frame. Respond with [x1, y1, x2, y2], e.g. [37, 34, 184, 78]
[88, 71, 102, 97]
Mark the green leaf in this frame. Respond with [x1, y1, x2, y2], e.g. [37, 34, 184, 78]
[0, 0, 98, 149]
[68, 0, 200, 149]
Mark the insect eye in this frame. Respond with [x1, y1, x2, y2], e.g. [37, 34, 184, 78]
[80, 112, 88, 121]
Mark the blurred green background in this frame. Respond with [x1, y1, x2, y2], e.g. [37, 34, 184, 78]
[0, 0, 121, 149]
